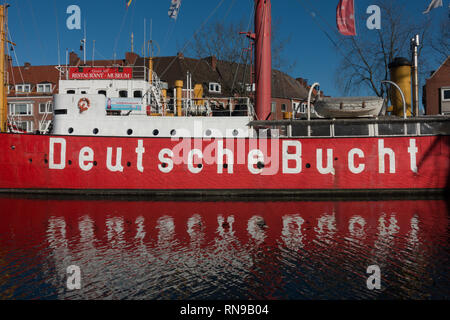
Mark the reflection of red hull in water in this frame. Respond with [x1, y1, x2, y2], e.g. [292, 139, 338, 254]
[0, 134, 449, 194]
[0, 197, 447, 250]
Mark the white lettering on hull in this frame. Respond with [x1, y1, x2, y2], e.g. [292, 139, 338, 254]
[47, 138, 423, 177]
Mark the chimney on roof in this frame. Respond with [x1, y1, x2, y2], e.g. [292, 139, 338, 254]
[69, 51, 80, 66]
[296, 77, 308, 88]
[125, 52, 139, 65]
[177, 52, 184, 59]
[24, 62, 31, 70]
[205, 56, 217, 71]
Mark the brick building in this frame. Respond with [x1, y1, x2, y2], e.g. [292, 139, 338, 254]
[423, 56, 450, 115]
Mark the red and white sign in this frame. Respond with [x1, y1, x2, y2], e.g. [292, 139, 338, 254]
[69, 67, 133, 80]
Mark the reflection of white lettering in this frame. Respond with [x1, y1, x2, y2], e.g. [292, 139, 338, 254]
[217, 140, 234, 174]
[79, 147, 94, 171]
[348, 148, 365, 174]
[316, 149, 335, 175]
[348, 216, 366, 238]
[408, 139, 418, 173]
[135, 140, 145, 173]
[281, 215, 305, 250]
[378, 139, 396, 173]
[158, 149, 174, 173]
[247, 216, 267, 243]
[49, 138, 66, 170]
[106, 147, 124, 172]
[187, 214, 205, 245]
[282, 141, 302, 174]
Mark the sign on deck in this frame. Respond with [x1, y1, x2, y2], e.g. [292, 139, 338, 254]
[69, 67, 133, 80]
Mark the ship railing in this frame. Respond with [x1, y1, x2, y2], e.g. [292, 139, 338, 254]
[148, 96, 253, 118]
[249, 116, 450, 138]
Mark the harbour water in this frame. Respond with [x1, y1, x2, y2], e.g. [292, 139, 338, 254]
[0, 196, 448, 300]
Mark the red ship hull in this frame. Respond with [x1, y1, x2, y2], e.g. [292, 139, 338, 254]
[0, 133, 449, 194]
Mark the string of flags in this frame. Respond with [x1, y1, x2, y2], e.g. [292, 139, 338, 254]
[423, 0, 443, 14]
[168, 0, 182, 20]
[126, 0, 133, 10]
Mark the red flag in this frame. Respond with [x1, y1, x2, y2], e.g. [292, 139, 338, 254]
[336, 0, 356, 36]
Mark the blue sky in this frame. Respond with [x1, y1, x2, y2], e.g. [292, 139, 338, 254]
[5, 0, 449, 98]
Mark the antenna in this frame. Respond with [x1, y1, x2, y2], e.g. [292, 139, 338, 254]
[131, 32, 134, 53]
[83, 19, 87, 64]
[143, 18, 146, 58]
[92, 40, 96, 66]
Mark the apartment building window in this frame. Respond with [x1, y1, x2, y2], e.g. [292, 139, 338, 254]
[281, 103, 287, 112]
[39, 103, 53, 114]
[15, 84, 31, 93]
[16, 121, 34, 133]
[209, 82, 221, 94]
[9, 103, 33, 116]
[37, 83, 52, 93]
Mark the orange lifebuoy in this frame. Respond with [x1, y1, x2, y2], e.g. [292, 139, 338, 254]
[78, 98, 90, 113]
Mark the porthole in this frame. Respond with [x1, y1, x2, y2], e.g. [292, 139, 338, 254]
[205, 129, 212, 136]
[223, 164, 228, 169]
[93, 128, 99, 135]
[197, 164, 203, 169]
[170, 129, 176, 136]
[127, 162, 131, 167]
[93, 161, 98, 166]
[68, 160, 72, 165]
[232, 129, 239, 136]
[306, 163, 311, 169]
[257, 161, 265, 169]
[127, 129, 133, 135]
[153, 129, 159, 136]
[68, 127, 74, 134]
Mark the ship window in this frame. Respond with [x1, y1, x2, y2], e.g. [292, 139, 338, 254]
[39, 103, 53, 114]
[16, 121, 33, 132]
[54, 109, 67, 115]
[67, 90, 75, 94]
[81, 91, 87, 94]
[9, 103, 33, 116]
[134, 90, 143, 98]
[442, 89, 450, 101]
[119, 90, 128, 98]
[98, 90, 107, 96]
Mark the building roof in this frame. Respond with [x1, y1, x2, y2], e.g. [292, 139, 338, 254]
[427, 55, 450, 80]
[7, 52, 311, 100]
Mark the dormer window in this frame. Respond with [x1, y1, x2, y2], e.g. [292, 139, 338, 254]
[15, 84, 31, 93]
[37, 83, 52, 93]
[209, 82, 221, 94]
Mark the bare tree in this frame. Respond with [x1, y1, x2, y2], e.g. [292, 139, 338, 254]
[335, 0, 431, 99]
[431, 14, 450, 62]
[185, 17, 294, 72]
